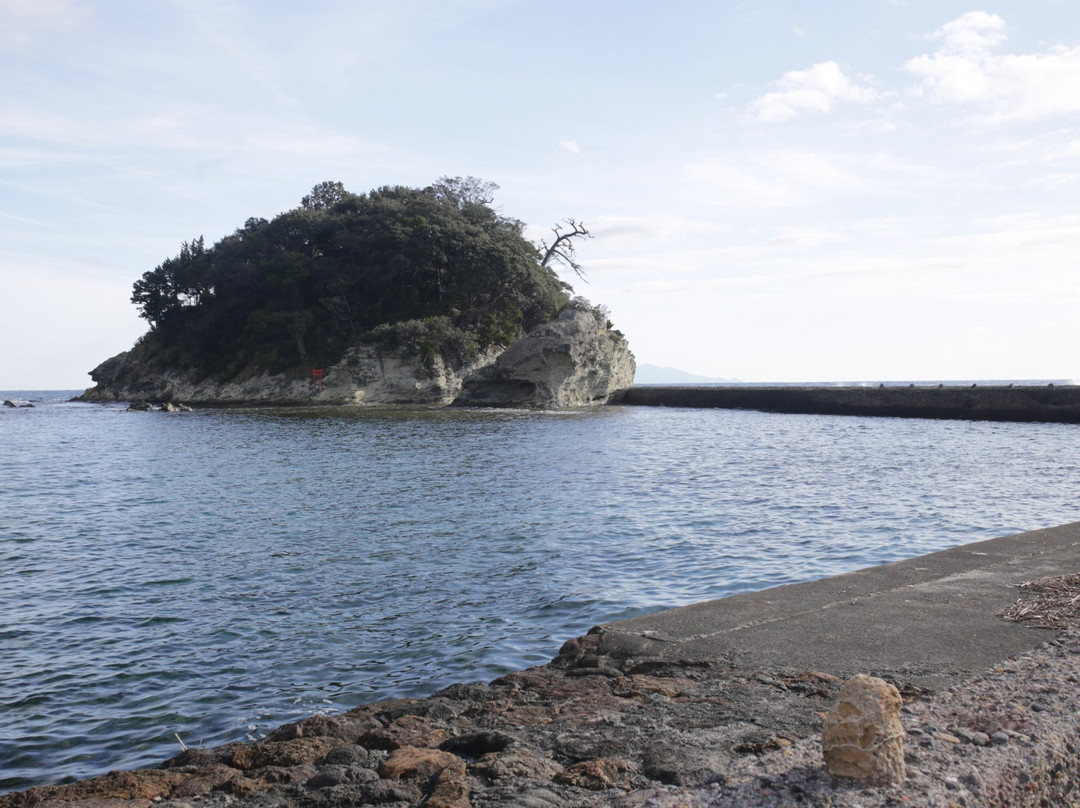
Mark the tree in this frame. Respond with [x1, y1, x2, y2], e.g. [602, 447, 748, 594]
[131, 236, 210, 328]
[540, 218, 591, 281]
[429, 176, 499, 209]
[129, 179, 577, 377]
[301, 181, 348, 210]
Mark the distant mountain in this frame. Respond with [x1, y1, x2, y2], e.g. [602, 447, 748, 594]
[634, 364, 741, 385]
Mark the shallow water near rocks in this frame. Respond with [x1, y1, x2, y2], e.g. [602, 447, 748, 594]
[2, 392, 1080, 792]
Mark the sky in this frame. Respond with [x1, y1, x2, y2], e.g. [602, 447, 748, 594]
[2, 0, 1079, 389]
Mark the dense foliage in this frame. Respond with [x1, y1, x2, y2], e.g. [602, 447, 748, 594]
[130, 179, 574, 378]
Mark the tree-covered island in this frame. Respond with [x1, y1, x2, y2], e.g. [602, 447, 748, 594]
[81, 178, 635, 407]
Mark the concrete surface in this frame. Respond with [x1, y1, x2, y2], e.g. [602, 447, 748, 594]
[594, 521, 1080, 688]
[615, 384, 1080, 423]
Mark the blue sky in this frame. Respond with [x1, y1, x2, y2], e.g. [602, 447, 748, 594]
[2, 0, 1078, 388]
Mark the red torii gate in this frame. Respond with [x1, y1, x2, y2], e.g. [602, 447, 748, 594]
[311, 369, 325, 390]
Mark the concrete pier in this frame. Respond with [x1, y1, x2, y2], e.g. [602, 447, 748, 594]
[614, 384, 1080, 423]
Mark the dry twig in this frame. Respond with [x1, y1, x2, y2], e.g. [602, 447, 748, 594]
[999, 572, 1080, 628]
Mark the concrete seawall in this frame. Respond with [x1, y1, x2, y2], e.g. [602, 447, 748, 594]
[614, 384, 1080, 423]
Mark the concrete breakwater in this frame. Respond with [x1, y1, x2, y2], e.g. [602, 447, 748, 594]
[5, 523, 1080, 807]
[614, 384, 1080, 423]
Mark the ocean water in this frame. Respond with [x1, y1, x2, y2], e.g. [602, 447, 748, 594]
[3, 391, 1080, 792]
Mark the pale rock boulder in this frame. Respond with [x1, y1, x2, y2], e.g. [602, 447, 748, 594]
[822, 674, 906, 785]
[453, 310, 635, 407]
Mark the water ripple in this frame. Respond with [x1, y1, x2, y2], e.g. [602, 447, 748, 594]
[2, 399, 1079, 791]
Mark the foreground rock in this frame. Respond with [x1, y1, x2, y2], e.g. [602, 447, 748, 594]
[7, 628, 1080, 808]
[79, 311, 634, 409]
[822, 675, 906, 785]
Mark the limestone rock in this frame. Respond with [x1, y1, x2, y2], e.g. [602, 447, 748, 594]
[79, 310, 634, 409]
[80, 344, 501, 407]
[822, 673, 906, 785]
[454, 310, 635, 407]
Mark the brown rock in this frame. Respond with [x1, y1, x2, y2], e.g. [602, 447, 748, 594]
[427, 763, 471, 808]
[215, 775, 268, 796]
[264, 713, 377, 743]
[345, 696, 424, 721]
[8, 770, 188, 804]
[361, 713, 451, 750]
[159, 745, 237, 769]
[822, 674, 906, 785]
[379, 745, 461, 784]
[380, 746, 469, 806]
[166, 763, 244, 798]
[553, 758, 630, 790]
[227, 736, 343, 770]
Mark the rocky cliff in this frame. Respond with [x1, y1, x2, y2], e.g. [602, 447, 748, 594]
[453, 310, 636, 407]
[79, 311, 635, 408]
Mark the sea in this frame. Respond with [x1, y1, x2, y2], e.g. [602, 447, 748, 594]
[3, 387, 1080, 793]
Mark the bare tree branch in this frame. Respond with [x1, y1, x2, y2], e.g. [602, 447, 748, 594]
[540, 218, 591, 282]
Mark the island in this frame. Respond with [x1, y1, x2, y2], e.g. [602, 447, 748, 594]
[78, 179, 635, 408]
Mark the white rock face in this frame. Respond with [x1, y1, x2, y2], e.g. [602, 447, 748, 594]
[79, 312, 634, 408]
[453, 310, 635, 407]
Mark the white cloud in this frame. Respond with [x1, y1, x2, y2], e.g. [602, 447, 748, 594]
[747, 61, 877, 122]
[559, 139, 580, 154]
[905, 12, 1080, 122]
[684, 149, 872, 208]
[587, 214, 730, 243]
[764, 226, 844, 248]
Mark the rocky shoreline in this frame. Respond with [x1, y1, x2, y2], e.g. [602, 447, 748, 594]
[4, 625, 1078, 808]
[78, 311, 635, 409]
